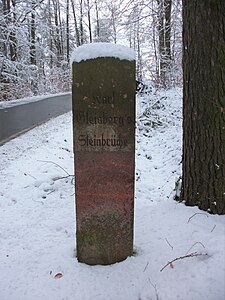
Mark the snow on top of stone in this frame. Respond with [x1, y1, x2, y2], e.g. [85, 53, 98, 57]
[71, 42, 135, 63]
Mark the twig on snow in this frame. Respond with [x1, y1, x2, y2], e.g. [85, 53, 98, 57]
[38, 160, 75, 185]
[148, 278, 160, 300]
[53, 175, 74, 181]
[211, 225, 216, 232]
[165, 238, 174, 250]
[53, 175, 75, 186]
[185, 242, 205, 255]
[187, 213, 209, 223]
[143, 262, 149, 272]
[24, 173, 37, 180]
[38, 160, 71, 176]
[160, 252, 208, 272]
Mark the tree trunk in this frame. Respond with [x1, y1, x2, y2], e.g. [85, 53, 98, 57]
[5, 0, 16, 61]
[79, 0, 84, 45]
[87, 0, 92, 43]
[48, 0, 53, 69]
[57, 0, 64, 58]
[71, 0, 81, 46]
[181, 0, 225, 215]
[157, 0, 172, 86]
[95, 0, 100, 41]
[30, 9, 36, 65]
[66, 0, 70, 63]
[2, 0, 8, 57]
[136, 14, 142, 80]
[10, 0, 17, 61]
[30, 1, 38, 95]
[52, 0, 62, 63]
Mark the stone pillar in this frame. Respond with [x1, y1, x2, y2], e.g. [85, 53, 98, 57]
[72, 44, 135, 265]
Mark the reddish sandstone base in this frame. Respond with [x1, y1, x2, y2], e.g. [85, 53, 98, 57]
[75, 151, 134, 265]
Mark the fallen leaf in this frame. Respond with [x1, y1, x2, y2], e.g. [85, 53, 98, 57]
[169, 262, 174, 269]
[54, 273, 63, 279]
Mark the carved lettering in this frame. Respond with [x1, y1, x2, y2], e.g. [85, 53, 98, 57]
[78, 134, 128, 148]
[93, 92, 115, 106]
[75, 111, 126, 127]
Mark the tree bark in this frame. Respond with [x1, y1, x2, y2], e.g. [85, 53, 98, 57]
[30, 2, 38, 95]
[87, 0, 92, 43]
[164, 0, 172, 61]
[52, 0, 62, 63]
[71, 0, 81, 46]
[157, 0, 172, 86]
[10, 0, 17, 61]
[2, 0, 8, 56]
[95, 0, 100, 41]
[30, 4, 36, 66]
[66, 0, 70, 63]
[57, 0, 64, 58]
[48, 0, 53, 69]
[181, 0, 225, 214]
[79, 0, 84, 45]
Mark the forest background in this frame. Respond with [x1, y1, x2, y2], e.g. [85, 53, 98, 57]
[0, 0, 182, 101]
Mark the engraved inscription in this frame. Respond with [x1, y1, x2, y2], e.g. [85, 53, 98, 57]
[93, 93, 115, 105]
[75, 111, 134, 127]
[78, 134, 128, 148]
[75, 91, 133, 150]
[74, 72, 134, 152]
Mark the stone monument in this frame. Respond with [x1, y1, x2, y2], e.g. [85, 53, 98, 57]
[72, 43, 135, 265]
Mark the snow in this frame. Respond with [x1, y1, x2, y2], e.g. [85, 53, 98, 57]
[71, 42, 135, 63]
[0, 88, 224, 300]
[0, 92, 70, 109]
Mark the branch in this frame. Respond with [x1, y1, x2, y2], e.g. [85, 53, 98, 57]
[143, 262, 149, 272]
[53, 175, 75, 185]
[165, 238, 173, 250]
[148, 278, 160, 300]
[187, 213, 209, 223]
[185, 242, 205, 255]
[211, 225, 216, 232]
[38, 160, 71, 176]
[160, 252, 208, 272]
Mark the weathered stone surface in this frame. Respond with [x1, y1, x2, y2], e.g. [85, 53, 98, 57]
[72, 55, 135, 265]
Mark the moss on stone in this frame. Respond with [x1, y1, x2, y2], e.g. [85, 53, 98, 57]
[77, 211, 133, 265]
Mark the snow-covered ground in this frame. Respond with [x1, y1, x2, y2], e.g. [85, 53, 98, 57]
[0, 88, 224, 300]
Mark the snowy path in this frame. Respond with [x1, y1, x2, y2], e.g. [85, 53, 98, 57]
[0, 89, 224, 300]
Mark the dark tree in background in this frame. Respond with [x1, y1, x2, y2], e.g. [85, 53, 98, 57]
[181, 0, 225, 214]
